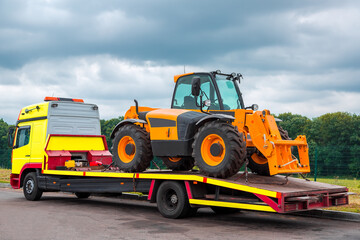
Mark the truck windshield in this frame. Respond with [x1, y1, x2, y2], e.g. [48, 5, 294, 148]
[215, 75, 242, 110]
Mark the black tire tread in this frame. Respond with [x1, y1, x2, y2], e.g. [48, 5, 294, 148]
[23, 172, 43, 201]
[192, 121, 246, 179]
[112, 124, 153, 172]
[156, 181, 192, 219]
[161, 156, 195, 171]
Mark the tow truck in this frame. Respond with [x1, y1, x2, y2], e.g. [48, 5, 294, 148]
[8, 97, 349, 218]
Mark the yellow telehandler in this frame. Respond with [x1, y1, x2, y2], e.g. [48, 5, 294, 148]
[110, 71, 310, 178]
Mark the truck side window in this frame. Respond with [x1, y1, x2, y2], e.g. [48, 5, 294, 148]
[15, 126, 31, 148]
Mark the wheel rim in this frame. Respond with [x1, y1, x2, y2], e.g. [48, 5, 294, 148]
[118, 136, 136, 163]
[168, 157, 182, 163]
[251, 153, 268, 165]
[164, 189, 178, 211]
[25, 179, 34, 194]
[201, 134, 226, 166]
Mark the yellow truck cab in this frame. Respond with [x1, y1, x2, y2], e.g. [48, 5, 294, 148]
[8, 97, 111, 199]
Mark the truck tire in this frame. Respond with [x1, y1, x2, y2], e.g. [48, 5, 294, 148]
[75, 192, 91, 199]
[161, 157, 194, 171]
[248, 125, 290, 176]
[211, 206, 240, 214]
[192, 121, 246, 178]
[23, 172, 43, 201]
[156, 181, 192, 219]
[112, 124, 153, 172]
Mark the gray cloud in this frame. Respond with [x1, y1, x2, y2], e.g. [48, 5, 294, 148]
[0, 0, 360, 123]
[2, 0, 359, 69]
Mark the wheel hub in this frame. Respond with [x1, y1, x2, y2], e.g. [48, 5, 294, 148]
[210, 142, 223, 157]
[25, 179, 34, 194]
[170, 194, 178, 204]
[125, 143, 135, 155]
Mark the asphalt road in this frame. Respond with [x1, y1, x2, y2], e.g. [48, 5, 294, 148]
[0, 188, 359, 240]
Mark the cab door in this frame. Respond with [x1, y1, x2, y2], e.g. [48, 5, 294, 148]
[11, 124, 32, 174]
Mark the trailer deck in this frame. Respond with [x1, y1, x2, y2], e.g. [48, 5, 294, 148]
[39, 168, 349, 214]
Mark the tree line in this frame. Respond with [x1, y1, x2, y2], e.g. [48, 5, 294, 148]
[1, 112, 359, 177]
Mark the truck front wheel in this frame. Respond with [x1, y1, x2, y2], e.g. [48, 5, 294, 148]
[156, 181, 192, 219]
[23, 172, 43, 201]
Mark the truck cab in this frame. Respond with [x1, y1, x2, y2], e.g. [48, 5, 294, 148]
[8, 97, 112, 194]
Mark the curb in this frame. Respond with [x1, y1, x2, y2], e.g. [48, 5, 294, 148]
[292, 209, 360, 222]
[0, 183, 11, 188]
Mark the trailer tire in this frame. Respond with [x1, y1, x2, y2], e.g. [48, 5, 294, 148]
[211, 206, 240, 214]
[248, 125, 290, 176]
[75, 192, 91, 199]
[112, 124, 153, 172]
[156, 181, 191, 219]
[192, 121, 246, 178]
[23, 172, 43, 201]
[161, 157, 194, 171]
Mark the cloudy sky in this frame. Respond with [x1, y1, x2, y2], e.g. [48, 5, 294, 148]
[1, 0, 360, 123]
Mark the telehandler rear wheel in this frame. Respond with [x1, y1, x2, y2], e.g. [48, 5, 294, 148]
[161, 157, 195, 171]
[247, 125, 290, 176]
[112, 124, 153, 172]
[192, 121, 246, 178]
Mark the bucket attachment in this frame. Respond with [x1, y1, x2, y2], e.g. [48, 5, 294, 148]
[246, 111, 310, 175]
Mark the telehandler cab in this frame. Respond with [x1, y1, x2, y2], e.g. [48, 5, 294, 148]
[111, 71, 310, 178]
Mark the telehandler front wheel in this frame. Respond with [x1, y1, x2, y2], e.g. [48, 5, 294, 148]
[112, 124, 153, 172]
[161, 156, 194, 171]
[192, 121, 246, 178]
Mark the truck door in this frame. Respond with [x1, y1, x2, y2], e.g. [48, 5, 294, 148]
[12, 125, 32, 174]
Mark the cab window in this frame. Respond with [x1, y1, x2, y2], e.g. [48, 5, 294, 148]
[172, 75, 220, 110]
[15, 126, 31, 148]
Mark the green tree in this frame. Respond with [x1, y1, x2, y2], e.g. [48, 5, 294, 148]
[276, 112, 312, 139]
[100, 116, 124, 151]
[0, 119, 12, 169]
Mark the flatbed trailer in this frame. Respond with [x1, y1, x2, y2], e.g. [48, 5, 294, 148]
[8, 97, 350, 219]
[33, 167, 349, 218]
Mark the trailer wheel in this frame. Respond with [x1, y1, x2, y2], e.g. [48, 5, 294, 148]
[248, 125, 290, 176]
[75, 192, 91, 199]
[156, 181, 192, 219]
[23, 172, 43, 201]
[112, 124, 153, 172]
[211, 206, 240, 214]
[192, 121, 246, 178]
[161, 157, 194, 171]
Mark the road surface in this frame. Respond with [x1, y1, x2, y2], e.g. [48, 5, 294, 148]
[0, 188, 359, 240]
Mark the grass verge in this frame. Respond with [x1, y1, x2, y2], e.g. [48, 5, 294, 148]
[309, 177, 360, 213]
[0, 168, 10, 183]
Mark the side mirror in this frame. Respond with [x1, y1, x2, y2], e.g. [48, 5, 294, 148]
[7, 126, 15, 148]
[191, 77, 201, 97]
